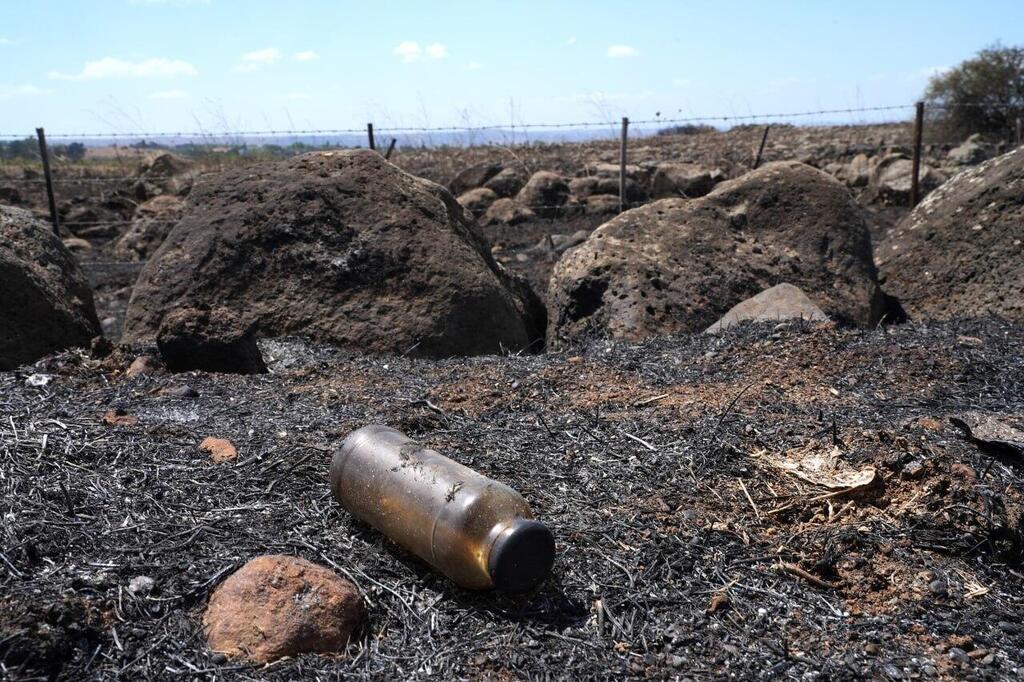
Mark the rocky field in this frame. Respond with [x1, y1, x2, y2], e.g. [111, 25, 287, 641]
[1, 123, 1023, 680]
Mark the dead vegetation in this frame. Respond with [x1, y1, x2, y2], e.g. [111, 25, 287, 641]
[1, 319, 1022, 679]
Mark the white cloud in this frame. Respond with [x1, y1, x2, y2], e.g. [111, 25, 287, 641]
[0, 84, 52, 100]
[393, 41, 448, 63]
[232, 47, 281, 72]
[0, 37, 12, 45]
[672, 77, 691, 87]
[150, 89, 188, 100]
[607, 45, 638, 58]
[280, 91, 312, 100]
[293, 50, 318, 62]
[466, 61, 482, 70]
[48, 57, 197, 80]
[394, 41, 422, 63]
[566, 36, 577, 45]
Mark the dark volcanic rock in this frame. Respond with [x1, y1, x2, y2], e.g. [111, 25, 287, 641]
[483, 166, 528, 198]
[0, 205, 100, 370]
[650, 163, 721, 199]
[878, 146, 1024, 322]
[123, 150, 545, 358]
[157, 307, 267, 374]
[112, 195, 186, 261]
[133, 152, 196, 201]
[548, 161, 888, 346]
[516, 171, 570, 218]
[448, 162, 502, 197]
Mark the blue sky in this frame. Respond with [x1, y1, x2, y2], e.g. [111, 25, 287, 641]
[1, 1, 1022, 137]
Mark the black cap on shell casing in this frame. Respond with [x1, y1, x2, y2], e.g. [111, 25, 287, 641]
[487, 518, 555, 593]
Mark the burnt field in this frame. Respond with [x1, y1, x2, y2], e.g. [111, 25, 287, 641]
[2, 319, 1023, 680]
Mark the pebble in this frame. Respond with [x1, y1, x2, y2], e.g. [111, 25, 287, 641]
[128, 575, 155, 595]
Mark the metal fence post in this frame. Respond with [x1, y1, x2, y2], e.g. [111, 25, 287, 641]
[619, 117, 629, 213]
[35, 127, 60, 236]
[753, 125, 770, 169]
[910, 101, 924, 206]
[385, 138, 397, 160]
[367, 123, 375, 150]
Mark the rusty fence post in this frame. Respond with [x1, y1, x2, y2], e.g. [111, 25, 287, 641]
[35, 127, 60, 236]
[753, 125, 770, 169]
[910, 101, 924, 206]
[619, 117, 629, 213]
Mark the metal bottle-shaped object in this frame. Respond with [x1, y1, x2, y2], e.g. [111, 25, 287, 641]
[330, 425, 555, 592]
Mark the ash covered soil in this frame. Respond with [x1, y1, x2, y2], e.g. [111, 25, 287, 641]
[2, 319, 1023, 680]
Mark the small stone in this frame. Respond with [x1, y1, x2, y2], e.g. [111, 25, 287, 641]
[102, 409, 138, 427]
[157, 384, 199, 398]
[928, 579, 947, 596]
[203, 555, 364, 663]
[126, 355, 163, 378]
[25, 374, 52, 388]
[90, 336, 113, 359]
[902, 461, 925, 479]
[706, 592, 729, 614]
[128, 575, 155, 595]
[200, 437, 237, 464]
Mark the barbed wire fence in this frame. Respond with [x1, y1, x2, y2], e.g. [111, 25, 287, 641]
[1, 100, 1021, 242]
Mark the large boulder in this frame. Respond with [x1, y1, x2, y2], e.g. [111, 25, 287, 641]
[516, 171, 570, 218]
[111, 195, 186, 261]
[481, 197, 535, 226]
[547, 162, 889, 346]
[456, 187, 499, 219]
[483, 166, 528, 198]
[133, 152, 196, 201]
[946, 134, 990, 166]
[123, 150, 545, 358]
[877, 146, 1024, 322]
[448, 162, 502, 197]
[867, 154, 945, 205]
[650, 163, 721, 199]
[203, 555, 364, 663]
[0, 206, 100, 370]
[157, 307, 267, 374]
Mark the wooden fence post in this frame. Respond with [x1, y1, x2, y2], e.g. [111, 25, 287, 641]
[619, 117, 629, 213]
[910, 101, 924, 206]
[35, 127, 60, 236]
[385, 138, 397, 160]
[367, 123, 375, 150]
[753, 125, 770, 169]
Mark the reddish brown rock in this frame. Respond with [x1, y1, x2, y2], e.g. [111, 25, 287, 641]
[125, 354, 163, 378]
[203, 555, 364, 663]
[101, 409, 138, 427]
[199, 437, 237, 463]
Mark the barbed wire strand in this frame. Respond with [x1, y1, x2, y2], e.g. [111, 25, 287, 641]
[3, 101, 1021, 141]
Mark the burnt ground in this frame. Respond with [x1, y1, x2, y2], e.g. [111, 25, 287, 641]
[2, 319, 1023, 680]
